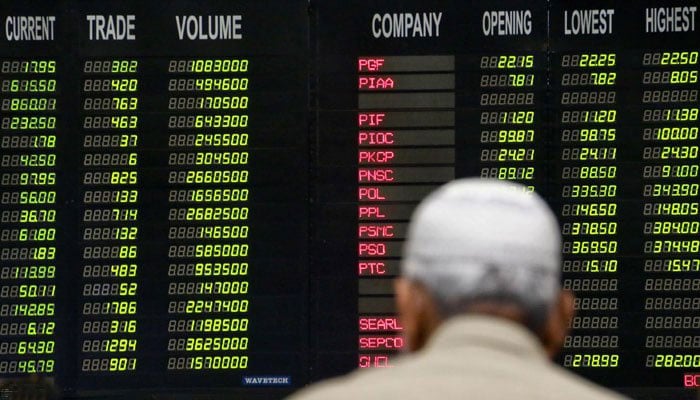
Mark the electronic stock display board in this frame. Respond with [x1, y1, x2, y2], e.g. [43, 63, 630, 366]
[316, 0, 699, 398]
[0, 0, 308, 397]
[1, 0, 699, 398]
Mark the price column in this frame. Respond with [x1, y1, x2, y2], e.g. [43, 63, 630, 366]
[639, 48, 700, 373]
[556, 51, 621, 370]
[165, 59, 251, 372]
[0, 59, 59, 376]
[357, 55, 455, 368]
[78, 60, 140, 375]
[476, 54, 541, 191]
[551, 4, 623, 376]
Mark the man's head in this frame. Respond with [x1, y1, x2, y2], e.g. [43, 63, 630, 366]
[395, 178, 574, 357]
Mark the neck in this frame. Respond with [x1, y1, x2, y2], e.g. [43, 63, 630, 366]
[460, 303, 530, 326]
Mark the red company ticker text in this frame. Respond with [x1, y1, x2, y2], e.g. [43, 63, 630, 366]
[359, 131, 394, 145]
[358, 76, 395, 89]
[685, 373, 700, 387]
[358, 205, 386, 219]
[359, 336, 405, 350]
[359, 150, 394, 164]
[358, 242, 386, 256]
[359, 113, 385, 126]
[358, 186, 389, 201]
[358, 224, 394, 238]
[358, 168, 394, 182]
[358, 57, 385, 72]
[358, 261, 387, 275]
[359, 354, 391, 368]
[359, 317, 403, 331]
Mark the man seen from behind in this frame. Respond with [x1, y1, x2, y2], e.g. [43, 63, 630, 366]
[289, 179, 628, 400]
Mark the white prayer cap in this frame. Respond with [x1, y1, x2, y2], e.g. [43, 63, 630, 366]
[401, 179, 562, 319]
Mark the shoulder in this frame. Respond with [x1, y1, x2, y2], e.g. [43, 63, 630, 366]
[288, 372, 384, 400]
[287, 364, 415, 400]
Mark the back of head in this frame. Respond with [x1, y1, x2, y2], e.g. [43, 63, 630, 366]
[401, 178, 562, 330]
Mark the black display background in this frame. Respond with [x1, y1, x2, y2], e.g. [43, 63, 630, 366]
[1, 0, 699, 399]
[315, 1, 699, 399]
[1, 0, 309, 398]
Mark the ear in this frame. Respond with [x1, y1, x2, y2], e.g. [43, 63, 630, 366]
[395, 277, 420, 352]
[539, 290, 575, 358]
[395, 278, 441, 352]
